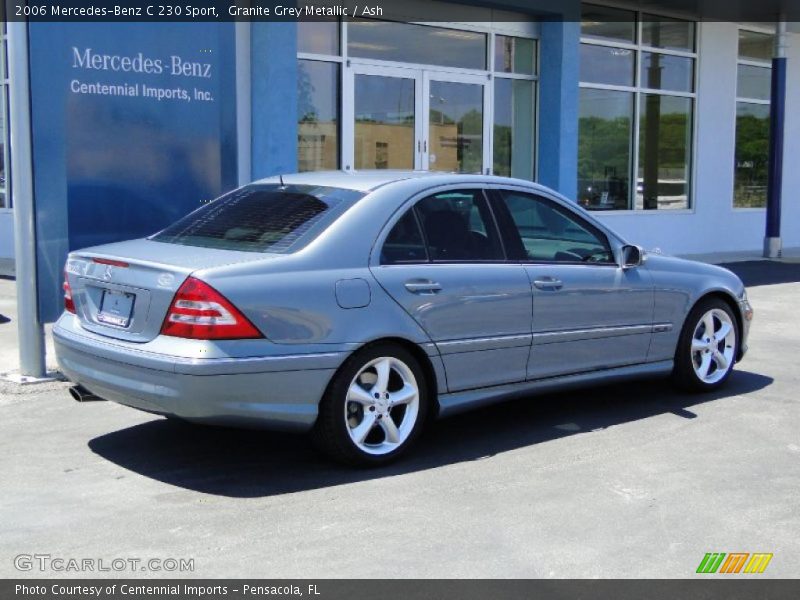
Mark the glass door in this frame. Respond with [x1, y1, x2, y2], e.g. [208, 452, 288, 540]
[423, 72, 491, 174]
[345, 64, 423, 171]
[343, 64, 491, 174]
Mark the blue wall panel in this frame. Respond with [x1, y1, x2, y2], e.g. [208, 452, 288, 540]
[29, 22, 238, 322]
[538, 17, 580, 200]
[250, 22, 298, 179]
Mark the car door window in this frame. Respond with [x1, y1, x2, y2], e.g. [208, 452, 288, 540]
[497, 191, 614, 264]
[415, 190, 504, 262]
[381, 209, 428, 264]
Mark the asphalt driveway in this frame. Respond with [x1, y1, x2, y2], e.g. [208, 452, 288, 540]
[1, 261, 798, 578]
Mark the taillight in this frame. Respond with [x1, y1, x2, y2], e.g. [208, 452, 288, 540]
[63, 270, 75, 314]
[160, 277, 262, 340]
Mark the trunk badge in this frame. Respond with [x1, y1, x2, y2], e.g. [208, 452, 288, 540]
[157, 273, 175, 287]
[102, 265, 114, 281]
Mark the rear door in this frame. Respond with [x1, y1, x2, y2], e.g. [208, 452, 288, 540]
[490, 188, 654, 380]
[370, 188, 533, 392]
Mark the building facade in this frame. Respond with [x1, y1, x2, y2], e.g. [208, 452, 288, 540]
[0, 1, 798, 323]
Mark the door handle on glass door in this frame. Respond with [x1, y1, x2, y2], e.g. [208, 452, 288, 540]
[533, 277, 563, 290]
[404, 279, 442, 294]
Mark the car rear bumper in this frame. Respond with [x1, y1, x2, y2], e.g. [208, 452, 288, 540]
[54, 319, 344, 432]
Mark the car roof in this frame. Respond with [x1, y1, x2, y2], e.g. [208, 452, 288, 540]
[251, 170, 554, 195]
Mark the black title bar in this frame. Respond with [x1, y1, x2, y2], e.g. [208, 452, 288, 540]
[3, 0, 800, 22]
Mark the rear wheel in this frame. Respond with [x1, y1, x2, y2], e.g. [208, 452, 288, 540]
[672, 297, 738, 392]
[312, 343, 429, 466]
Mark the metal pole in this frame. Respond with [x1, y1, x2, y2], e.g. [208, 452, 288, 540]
[8, 21, 46, 378]
[764, 19, 787, 258]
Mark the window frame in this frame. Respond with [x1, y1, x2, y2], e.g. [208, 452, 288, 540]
[489, 188, 617, 266]
[733, 23, 774, 211]
[579, 3, 699, 214]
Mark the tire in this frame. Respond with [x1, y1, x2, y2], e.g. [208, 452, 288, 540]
[672, 297, 739, 392]
[312, 343, 429, 466]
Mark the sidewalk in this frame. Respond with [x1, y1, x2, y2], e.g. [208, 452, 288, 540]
[0, 277, 58, 377]
[0, 257, 14, 279]
[679, 247, 800, 264]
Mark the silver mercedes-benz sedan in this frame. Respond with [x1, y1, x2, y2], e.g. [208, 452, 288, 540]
[55, 171, 753, 465]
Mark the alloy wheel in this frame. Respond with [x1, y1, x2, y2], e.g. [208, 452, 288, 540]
[691, 308, 736, 384]
[344, 356, 420, 456]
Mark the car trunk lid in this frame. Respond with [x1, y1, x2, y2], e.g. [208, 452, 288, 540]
[66, 239, 275, 342]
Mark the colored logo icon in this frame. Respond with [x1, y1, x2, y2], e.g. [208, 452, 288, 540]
[696, 552, 773, 574]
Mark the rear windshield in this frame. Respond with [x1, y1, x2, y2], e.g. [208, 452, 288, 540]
[151, 184, 364, 253]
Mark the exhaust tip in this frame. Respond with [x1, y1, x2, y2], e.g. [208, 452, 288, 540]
[69, 385, 105, 402]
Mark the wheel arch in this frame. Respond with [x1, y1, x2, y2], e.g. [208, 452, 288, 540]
[323, 337, 442, 420]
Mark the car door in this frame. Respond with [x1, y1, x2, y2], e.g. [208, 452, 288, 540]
[490, 188, 655, 380]
[370, 188, 533, 392]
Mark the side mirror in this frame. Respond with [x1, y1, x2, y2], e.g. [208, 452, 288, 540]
[621, 244, 644, 269]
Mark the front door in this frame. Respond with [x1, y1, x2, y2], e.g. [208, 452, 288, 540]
[344, 64, 491, 174]
[490, 188, 655, 380]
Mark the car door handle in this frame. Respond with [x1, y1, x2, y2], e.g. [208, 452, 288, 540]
[533, 277, 563, 290]
[404, 280, 442, 294]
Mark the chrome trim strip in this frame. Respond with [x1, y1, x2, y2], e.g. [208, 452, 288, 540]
[436, 334, 532, 354]
[532, 324, 653, 344]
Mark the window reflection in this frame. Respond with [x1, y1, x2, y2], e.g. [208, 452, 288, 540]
[298, 20, 340, 55]
[581, 5, 636, 43]
[640, 52, 694, 92]
[737, 64, 771, 100]
[494, 35, 535, 75]
[0, 70, 7, 208]
[579, 9, 696, 211]
[734, 103, 770, 208]
[297, 60, 340, 171]
[637, 94, 691, 210]
[580, 43, 634, 87]
[578, 88, 633, 210]
[738, 29, 774, 62]
[641, 16, 695, 52]
[428, 81, 483, 174]
[354, 74, 415, 170]
[348, 20, 486, 70]
[493, 79, 534, 180]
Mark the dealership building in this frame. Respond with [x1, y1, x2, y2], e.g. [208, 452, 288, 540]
[0, 1, 798, 326]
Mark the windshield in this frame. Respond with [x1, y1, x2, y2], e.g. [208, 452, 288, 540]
[151, 184, 364, 253]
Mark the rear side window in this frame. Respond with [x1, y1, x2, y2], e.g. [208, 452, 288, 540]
[381, 210, 428, 264]
[152, 184, 364, 253]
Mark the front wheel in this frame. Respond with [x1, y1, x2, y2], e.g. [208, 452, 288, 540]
[672, 298, 739, 392]
[312, 343, 429, 466]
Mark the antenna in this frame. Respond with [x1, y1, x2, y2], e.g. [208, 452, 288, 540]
[279, 174, 285, 186]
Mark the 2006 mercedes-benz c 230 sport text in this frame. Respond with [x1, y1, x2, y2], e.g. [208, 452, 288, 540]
[55, 171, 753, 465]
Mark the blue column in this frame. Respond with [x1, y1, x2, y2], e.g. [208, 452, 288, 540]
[764, 55, 786, 255]
[537, 18, 580, 200]
[250, 22, 298, 179]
